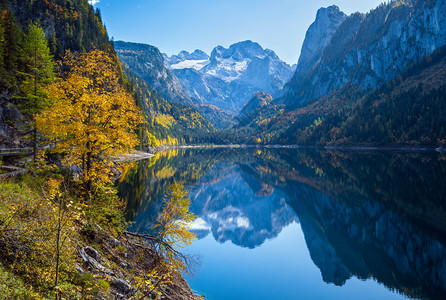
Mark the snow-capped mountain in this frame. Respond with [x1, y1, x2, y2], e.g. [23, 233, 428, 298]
[165, 41, 295, 114]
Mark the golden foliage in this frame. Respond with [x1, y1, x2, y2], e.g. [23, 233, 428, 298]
[36, 50, 144, 197]
[0, 177, 79, 298]
[154, 114, 175, 128]
[154, 182, 197, 273]
[125, 182, 197, 298]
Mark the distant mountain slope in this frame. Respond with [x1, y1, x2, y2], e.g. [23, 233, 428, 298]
[196, 104, 235, 129]
[115, 41, 235, 129]
[235, 45, 446, 146]
[114, 41, 193, 105]
[301, 46, 446, 146]
[281, 0, 446, 106]
[239, 92, 273, 119]
[166, 40, 294, 115]
[122, 64, 215, 144]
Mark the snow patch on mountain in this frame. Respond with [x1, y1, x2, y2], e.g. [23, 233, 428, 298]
[170, 59, 209, 71]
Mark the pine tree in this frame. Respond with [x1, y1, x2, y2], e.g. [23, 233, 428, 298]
[0, 14, 6, 85]
[1, 9, 22, 89]
[18, 22, 54, 161]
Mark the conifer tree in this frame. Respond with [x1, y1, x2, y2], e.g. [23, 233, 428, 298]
[19, 22, 54, 160]
[1, 9, 22, 89]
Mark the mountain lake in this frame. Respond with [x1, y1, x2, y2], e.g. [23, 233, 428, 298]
[117, 147, 446, 300]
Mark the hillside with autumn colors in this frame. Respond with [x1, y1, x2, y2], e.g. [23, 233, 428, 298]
[0, 0, 214, 149]
[1, 0, 446, 299]
[0, 0, 202, 299]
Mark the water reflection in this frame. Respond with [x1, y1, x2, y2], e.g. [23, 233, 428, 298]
[117, 148, 446, 299]
[188, 162, 297, 248]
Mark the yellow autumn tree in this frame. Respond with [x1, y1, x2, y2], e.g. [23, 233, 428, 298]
[36, 50, 143, 199]
[125, 182, 197, 298]
[154, 182, 196, 272]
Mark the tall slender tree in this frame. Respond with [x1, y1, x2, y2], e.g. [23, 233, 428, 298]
[19, 22, 54, 160]
[0, 15, 5, 83]
[0, 9, 22, 89]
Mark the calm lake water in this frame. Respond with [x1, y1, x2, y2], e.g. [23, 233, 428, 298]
[117, 148, 446, 300]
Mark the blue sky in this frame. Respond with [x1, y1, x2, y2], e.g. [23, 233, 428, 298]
[91, 0, 386, 64]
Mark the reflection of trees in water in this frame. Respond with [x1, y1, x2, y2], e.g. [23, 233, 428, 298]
[286, 183, 446, 300]
[117, 149, 220, 232]
[117, 148, 446, 299]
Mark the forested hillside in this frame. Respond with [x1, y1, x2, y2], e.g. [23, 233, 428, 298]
[122, 64, 215, 145]
[296, 46, 446, 146]
[0, 0, 121, 147]
[115, 40, 233, 130]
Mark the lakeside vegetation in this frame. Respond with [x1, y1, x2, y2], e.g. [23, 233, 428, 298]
[0, 170, 198, 299]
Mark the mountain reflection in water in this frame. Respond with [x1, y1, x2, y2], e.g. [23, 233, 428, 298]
[117, 148, 446, 299]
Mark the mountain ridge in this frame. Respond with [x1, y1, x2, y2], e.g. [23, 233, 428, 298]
[280, 0, 446, 106]
[114, 41, 193, 106]
[166, 40, 294, 115]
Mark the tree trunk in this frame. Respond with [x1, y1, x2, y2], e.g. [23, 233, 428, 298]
[54, 197, 62, 300]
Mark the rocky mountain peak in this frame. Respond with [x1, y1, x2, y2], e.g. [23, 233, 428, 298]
[282, 0, 446, 106]
[210, 40, 264, 63]
[296, 5, 347, 73]
[167, 49, 210, 65]
[189, 49, 209, 60]
[166, 41, 293, 115]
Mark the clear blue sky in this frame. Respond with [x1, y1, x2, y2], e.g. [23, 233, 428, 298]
[91, 0, 386, 64]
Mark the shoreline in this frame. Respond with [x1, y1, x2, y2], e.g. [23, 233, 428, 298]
[115, 151, 155, 162]
[146, 144, 445, 153]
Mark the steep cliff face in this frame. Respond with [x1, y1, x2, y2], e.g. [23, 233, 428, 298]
[166, 41, 294, 114]
[282, 0, 446, 105]
[295, 6, 346, 75]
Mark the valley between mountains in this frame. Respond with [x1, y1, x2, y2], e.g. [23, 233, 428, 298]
[113, 0, 446, 148]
